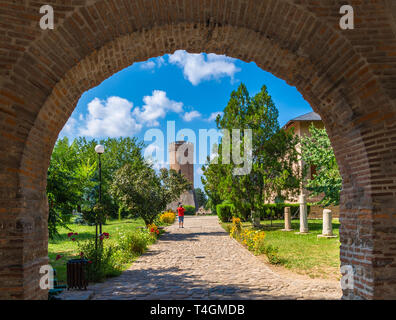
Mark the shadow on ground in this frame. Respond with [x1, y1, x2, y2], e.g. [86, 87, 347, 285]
[91, 266, 298, 300]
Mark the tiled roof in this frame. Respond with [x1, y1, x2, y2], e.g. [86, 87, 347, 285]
[290, 112, 322, 121]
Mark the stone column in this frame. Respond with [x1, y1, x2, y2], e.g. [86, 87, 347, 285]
[298, 194, 309, 234]
[252, 211, 261, 228]
[318, 209, 337, 238]
[282, 207, 293, 231]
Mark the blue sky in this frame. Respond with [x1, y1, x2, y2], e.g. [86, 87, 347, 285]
[60, 50, 313, 190]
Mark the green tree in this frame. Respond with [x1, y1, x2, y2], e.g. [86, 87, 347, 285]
[47, 137, 146, 237]
[201, 154, 225, 213]
[110, 163, 191, 226]
[203, 83, 301, 221]
[300, 124, 342, 207]
[194, 187, 208, 208]
[74, 137, 146, 219]
[47, 137, 96, 238]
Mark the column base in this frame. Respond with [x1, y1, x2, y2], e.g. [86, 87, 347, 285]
[295, 232, 310, 235]
[317, 234, 338, 239]
[281, 229, 293, 232]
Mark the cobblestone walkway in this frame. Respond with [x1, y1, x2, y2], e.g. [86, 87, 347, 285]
[89, 216, 342, 300]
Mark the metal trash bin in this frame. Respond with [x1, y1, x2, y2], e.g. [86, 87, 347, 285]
[67, 259, 88, 290]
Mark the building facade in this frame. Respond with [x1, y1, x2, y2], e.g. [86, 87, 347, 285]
[168, 141, 198, 211]
[284, 112, 340, 218]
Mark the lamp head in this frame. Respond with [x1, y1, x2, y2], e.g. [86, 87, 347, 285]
[95, 145, 105, 154]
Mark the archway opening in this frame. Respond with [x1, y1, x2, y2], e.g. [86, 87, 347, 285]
[48, 51, 342, 298]
[1, 1, 395, 300]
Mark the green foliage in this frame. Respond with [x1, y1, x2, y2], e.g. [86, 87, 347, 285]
[47, 137, 145, 238]
[222, 219, 341, 279]
[183, 205, 196, 215]
[110, 163, 191, 226]
[78, 239, 119, 282]
[194, 187, 208, 208]
[261, 244, 283, 265]
[259, 203, 311, 219]
[202, 83, 301, 222]
[301, 124, 342, 207]
[117, 230, 153, 258]
[216, 202, 234, 222]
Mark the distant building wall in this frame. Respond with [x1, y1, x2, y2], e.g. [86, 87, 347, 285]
[285, 116, 339, 216]
[168, 141, 197, 211]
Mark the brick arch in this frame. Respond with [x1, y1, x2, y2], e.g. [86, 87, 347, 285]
[0, 0, 395, 300]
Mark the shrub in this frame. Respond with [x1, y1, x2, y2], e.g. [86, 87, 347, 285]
[230, 217, 243, 239]
[262, 244, 283, 265]
[216, 202, 234, 222]
[183, 205, 196, 215]
[159, 211, 176, 224]
[147, 223, 160, 238]
[118, 230, 152, 258]
[234, 206, 251, 222]
[240, 229, 266, 255]
[259, 203, 312, 220]
[225, 219, 282, 265]
[78, 238, 119, 282]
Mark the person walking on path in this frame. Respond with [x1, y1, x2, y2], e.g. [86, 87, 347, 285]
[177, 203, 185, 228]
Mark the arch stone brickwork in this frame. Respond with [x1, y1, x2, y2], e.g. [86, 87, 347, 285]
[0, 0, 395, 300]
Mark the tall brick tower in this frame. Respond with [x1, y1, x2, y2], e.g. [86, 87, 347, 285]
[168, 141, 197, 211]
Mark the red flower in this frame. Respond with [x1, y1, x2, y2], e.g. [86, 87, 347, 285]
[80, 252, 84, 257]
[88, 261, 92, 264]
[74, 233, 78, 236]
[72, 238, 76, 241]
[103, 232, 109, 238]
[150, 228, 155, 233]
[67, 232, 73, 237]
[99, 235, 104, 240]
[156, 230, 159, 235]
[55, 254, 62, 261]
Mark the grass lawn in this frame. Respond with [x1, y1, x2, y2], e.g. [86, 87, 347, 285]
[222, 219, 341, 280]
[48, 218, 147, 285]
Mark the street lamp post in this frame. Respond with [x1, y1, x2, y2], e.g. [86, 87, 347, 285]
[95, 145, 105, 251]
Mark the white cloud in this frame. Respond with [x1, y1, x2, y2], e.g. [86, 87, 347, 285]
[140, 56, 166, 70]
[79, 97, 142, 138]
[61, 117, 77, 136]
[61, 91, 187, 139]
[183, 110, 201, 122]
[197, 167, 204, 175]
[133, 90, 184, 127]
[156, 56, 166, 68]
[169, 50, 240, 85]
[140, 60, 156, 70]
[207, 111, 224, 122]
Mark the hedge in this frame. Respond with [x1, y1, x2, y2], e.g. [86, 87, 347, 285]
[184, 205, 196, 215]
[259, 203, 312, 220]
[216, 202, 234, 222]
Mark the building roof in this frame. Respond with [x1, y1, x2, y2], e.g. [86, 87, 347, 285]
[284, 112, 322, 129]
[291, 112, 321, 121]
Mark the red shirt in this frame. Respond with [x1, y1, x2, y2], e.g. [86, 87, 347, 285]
[177, 207, 185, 217]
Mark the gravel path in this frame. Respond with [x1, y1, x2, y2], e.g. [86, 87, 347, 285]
[88, 216, 342, 300]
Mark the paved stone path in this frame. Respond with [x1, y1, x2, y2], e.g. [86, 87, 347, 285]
[88, 216, 342, 300]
